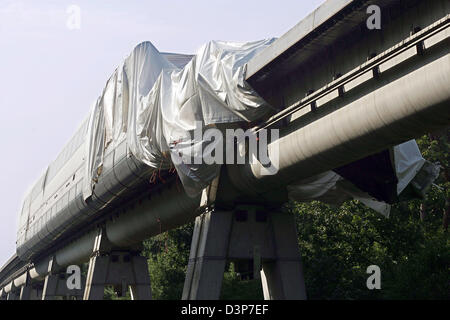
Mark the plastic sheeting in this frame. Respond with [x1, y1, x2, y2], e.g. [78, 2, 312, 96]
[287, 140, 437, 217]
[83, 40, 275, 199]
[288, 170, 392, 217]
[392, 140, 426, 195]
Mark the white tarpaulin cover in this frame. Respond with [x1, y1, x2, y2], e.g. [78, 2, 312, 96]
[83, 40, 437, 216]
[83, 40, 276, 199]
[287, 142, 439, 217]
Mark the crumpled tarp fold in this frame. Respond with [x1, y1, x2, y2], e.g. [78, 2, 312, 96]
[83, 40, 275, 199]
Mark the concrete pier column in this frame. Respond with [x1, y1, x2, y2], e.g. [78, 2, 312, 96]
[29, 285, 43, 300]
[19, 274, 32, 300]
[41, 258, 84, 300]
[128, 255, 154, 300]
[260, 211, 307, 300]
[182, 205, 307, 300]
[18, 272, 44, 300]
[83, 228, 152, 300]
[7, 291, 19, 300]
[3, 281, 19, 300]
[41, 272, 59, 300]
[182, 210, 234, 300]
[19, 285, 32, 300]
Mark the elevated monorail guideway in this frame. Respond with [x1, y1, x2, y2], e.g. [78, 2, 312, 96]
[1, 0, 449, 300]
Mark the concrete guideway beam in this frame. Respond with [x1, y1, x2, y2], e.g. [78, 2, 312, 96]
[229, 49, 450, 196]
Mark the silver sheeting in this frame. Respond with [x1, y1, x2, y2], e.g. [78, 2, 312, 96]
[83, 40, 275, 199]
[287, 140, 438, 217]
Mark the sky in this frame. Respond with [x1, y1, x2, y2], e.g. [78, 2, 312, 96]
[0, 0, 324, 265]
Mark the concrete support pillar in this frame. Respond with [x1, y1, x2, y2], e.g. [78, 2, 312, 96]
[19, 284, 32, 300]
[18, 272, 35, 300]
[182, 206, 307, 300]
[182, 210, 233, 300]
[7, 291, 19, 300]
[29, 286, 43, 300]
[3, 281, 19, 300]
[128, 256, 154, 300]
[42, 257, 56, 300]
[260, 211, 307, 300]
[83, 228, 152, 300]
[41, 258, 84, 300]
[42, 274, 60, 300]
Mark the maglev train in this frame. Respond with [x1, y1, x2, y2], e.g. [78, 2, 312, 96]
[16, 53, 194, 262]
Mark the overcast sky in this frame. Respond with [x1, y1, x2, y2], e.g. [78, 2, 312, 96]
[0, 0, 324, 265]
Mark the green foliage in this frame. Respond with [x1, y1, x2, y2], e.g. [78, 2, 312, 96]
[221, 263, 264, 300]
[103, 285, 132, 300]
[289, 198, 448, 300]
[141, 225, 264, 299]
[142, 224, 193, 300]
